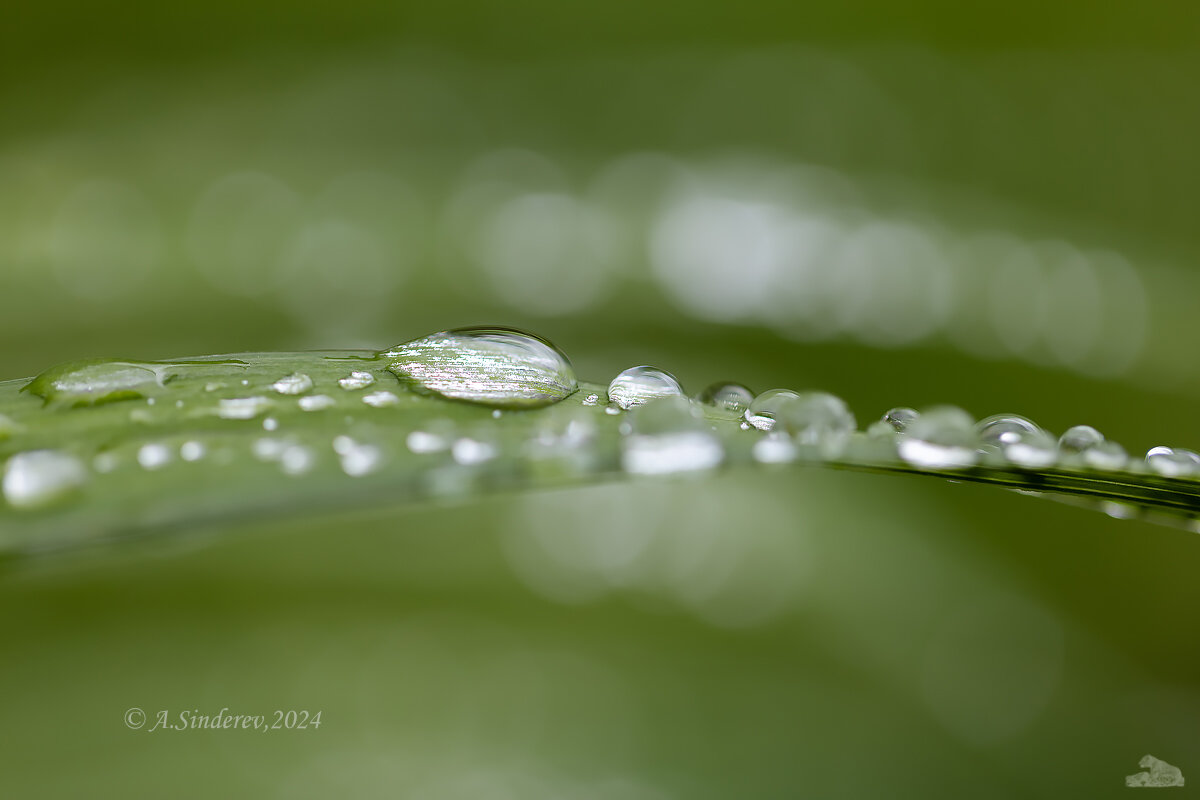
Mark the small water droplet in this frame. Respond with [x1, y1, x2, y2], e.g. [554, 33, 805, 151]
[2, 450, 88, 508]
[607, 366, 684, 410]
[272, 373, 313, 395]
[1003, 430, 1058, 468]
[976, 414, 1040, 446]
[976, 414, 1055, 467]
[604, 405, 622, 416]
[582, 393, 600, 406]
[333, 435, 383, 476]
[384, 326, 577, 408]
[452, 437, 497, 465]
[280, 445, 315, 475]
[776, 392, 856, 445]
[180, 441, 206, 462]
[752, 433, 798, 464]
[882, 407, 919, 433]
[1057, 424, 1126, 469]
[1146, 446, 1200, 477]
[362, 391, 400, 408]
[338, 370, 376, 391]
[298, 394, 336, 411]
[407, 431, 448, 454]
[253, 437, 288, 461]
[1058, 425, 1104, 454]
[205, 382, 225, 392]
[217, 397, 273, 420]
[1083, 441, 1128, 470]
[263, 417, 279, 431]
[743, 389, 801, 431]
[491, 409, 502, 419]
[621, 396, 724, 475]
[136, 442, 172, 470]
[898, 407, 979, 469]
[695, 382, 754, 415]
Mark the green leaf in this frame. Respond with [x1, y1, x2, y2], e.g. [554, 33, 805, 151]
[2, 343, 1198, 560]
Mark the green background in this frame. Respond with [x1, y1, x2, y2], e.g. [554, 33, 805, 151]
[2, 3, 1199, 796]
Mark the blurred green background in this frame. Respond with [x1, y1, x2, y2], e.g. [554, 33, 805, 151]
[3, 2, 1200, 797]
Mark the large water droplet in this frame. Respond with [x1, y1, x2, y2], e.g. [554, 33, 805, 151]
[743, 389, 801, 431]
[695, 382, 754, 415]
[776, 392, 856, 445]
[383, 327, 577, 408]
[607, 366, 684, 410]
[24, 359, 167, 406]
[3, 450, 88, 508]
[621, 396, 723, 475]
[898, 407, 979, 469]
[1146, 446, 1200, 477]
[24, 357, 247, 406]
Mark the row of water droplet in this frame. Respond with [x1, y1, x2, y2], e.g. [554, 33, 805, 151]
[3, 326, 1198, 516]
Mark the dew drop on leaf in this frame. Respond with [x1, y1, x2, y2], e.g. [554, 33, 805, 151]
[2, 450, 88, 509]
[607, 366, 684, 410]
[383, 327, 577, 409]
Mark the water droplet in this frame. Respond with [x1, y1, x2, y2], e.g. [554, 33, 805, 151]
[1146, 446, 1200, 477]
[217, 397, 273, 420]
[452, 437, 497, 465]
[204, 382, 225, 392]
[383, 326, 577, 408]
[604, 405, 622, 416]
[1082, 440, 1127, 470]
[976, 414, 1041, 446]
[898, 407, 979, 469]
[272, 373, 313, 395]
[262, 417, 279, 431]
[695, 382, 754, 415]
[338, 370, 376, 391]
[362, 391, 400, 408]
[333, 435, 383, 476]
[582, 393, 600, 406]
[743, 389, 801, 431]
[607, 366, 684, 410]
[24, 359, 167, 406]
[752, 433, 798, 464]
[279, 445, 315, 475]
[882, 407, 919, 433]
[252, 437, 287, 461]
[976, 414, 1055, 467]
[491, 409, 502, 419]
[1002, 430, 1058, 468]
[1057, 424, 1126, 469]
[406, 430, 448, 454]
[136, 442, 172, 470]
[621, 396, 724, 475]
[2, 450, 88, 508]
[776, 392, 856, 445]
[298, 395, 336, 411]
[180, 441, 206, 462]
[1058, 425, 1104, 454]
